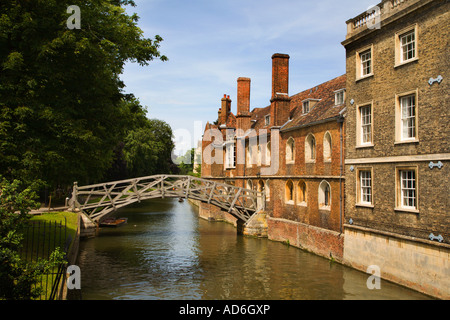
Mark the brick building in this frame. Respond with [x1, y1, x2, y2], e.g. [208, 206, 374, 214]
[201, 54, 347, 261]
[199, 0, 448, 299]
[341, 0, 449, 299]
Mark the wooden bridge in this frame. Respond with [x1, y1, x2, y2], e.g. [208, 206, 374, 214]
[69, 175, 265, 223]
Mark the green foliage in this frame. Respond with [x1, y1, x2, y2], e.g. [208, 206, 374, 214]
[176, 148, 201, 177]
[0, 0, 170, 191]
[0, 177, 65, 300]
[122, 118, 175, 177]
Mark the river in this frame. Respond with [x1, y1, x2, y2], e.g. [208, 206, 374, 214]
[76, 198, 431, 300]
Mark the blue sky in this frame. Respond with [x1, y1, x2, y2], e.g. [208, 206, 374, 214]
[121, 0, 378, 155]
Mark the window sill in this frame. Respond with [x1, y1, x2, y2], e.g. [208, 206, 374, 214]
[395, 207, 419, 214]
[394, 57, 418, 69]
[356, 143, 374, 149]
[297, 202, 307, 207]
[394, 139, 419, 145]
[324, 159, 332, 163]
[319, 206, 331, 211]
[285, 200, 295, 205]
[305, 160, 316, 164]
[356, 203, 374, 208]
[356, 74, 374, 82]
[286, 161, 295, 165]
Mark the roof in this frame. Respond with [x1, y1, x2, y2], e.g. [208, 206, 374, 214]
[283, 74, 346, 131]
[213, 74, 346, 133]
[247, 74, 346, 132]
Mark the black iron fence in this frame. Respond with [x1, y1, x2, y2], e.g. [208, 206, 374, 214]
[19, 218, 71, 300]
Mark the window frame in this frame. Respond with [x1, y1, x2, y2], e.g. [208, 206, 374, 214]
[224, 141, 236, 169]
[285, 180, 295, 205]
[334, 89, 346, 106]
[302, 100, 310, 114]
[318, 180, 331, 210]
[356, 167, 374, 207]
[297, 180, 307, 206]
[355, 44, 374, 81]
[356, 102, 374, 148]
[305, 133, 316, 163]
[395, 24, 419, 68]
[286, 137, 295, 164]
[265, 115, 270, 126]
[395, 166, 419, 213]
[265, 179, 270, 202]
[323, 131, 332, 162]
[395, 90, 419, 144]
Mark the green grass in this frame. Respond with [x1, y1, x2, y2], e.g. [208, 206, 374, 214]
[28, 212, 78, 252]
[20, 211, 79, 299]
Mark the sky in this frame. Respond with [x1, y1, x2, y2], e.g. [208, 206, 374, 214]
[120, 0, 378, 156]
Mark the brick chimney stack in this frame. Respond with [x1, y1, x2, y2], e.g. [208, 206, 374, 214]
[270, 53, 291, 127]
[219, 94, 231, 126]
[236, 77, 251, 132]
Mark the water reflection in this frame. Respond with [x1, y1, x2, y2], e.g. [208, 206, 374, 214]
[77, 198, 430, 300]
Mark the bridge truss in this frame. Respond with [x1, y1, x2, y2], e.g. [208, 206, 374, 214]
[70, 175, 265, 223]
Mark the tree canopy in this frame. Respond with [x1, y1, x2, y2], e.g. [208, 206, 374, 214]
[0, 0, 174, 195]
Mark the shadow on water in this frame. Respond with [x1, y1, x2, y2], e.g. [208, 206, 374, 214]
[77, 198, 432, 300]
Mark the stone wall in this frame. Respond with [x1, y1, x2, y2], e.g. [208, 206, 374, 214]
[343, 224, 450, 299]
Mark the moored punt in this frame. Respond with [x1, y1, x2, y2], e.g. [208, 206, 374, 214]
[100, 217, 128, 227]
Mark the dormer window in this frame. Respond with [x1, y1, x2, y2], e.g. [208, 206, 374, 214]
[303, 101, 310, 113]
[265, 115, 270, 126]
[302, 99, 320, 114]
[334, 89, 345, 106]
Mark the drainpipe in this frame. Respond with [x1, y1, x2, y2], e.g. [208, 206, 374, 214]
[338, 115, 344, 235]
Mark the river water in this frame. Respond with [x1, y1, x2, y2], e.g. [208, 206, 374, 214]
[77, 198, 430, 300]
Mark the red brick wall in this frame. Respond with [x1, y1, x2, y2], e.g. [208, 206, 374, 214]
[268, 217, 344, 262]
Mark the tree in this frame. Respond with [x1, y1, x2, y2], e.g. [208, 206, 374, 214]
[0, 178, 64, 299]
[176, 148, 196, 175]
[122, 118, 175, 177]
[0, 0, 168, 191]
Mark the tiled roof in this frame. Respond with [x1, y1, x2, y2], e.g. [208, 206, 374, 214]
[283, 74, 346, 131]
[216, 74, 346, 133]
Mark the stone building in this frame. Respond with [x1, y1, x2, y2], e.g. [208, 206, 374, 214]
[341, 0, 449, 299]
[200, 54, 347, 261]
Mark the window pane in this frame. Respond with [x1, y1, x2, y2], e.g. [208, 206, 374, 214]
[401, 95, 416, 139]
[360, 106, 372, 144]
[401, 31, 415, 62]
[400, 170, 416, 208]
[360, 171, 372, 203]
[360, 50, 371, 76]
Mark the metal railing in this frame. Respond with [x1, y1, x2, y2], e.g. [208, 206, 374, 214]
[19, 218, 71, 300]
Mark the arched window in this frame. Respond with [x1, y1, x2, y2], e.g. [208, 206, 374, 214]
[297, 181, 307, 205]
[246, 179, 253, 190]
[246, 143, 253, 167]
[257, 179, 265, 192]
[265, 179, 271, 201]
[286, 137, 295, 163]
[257, 144, 262, 166]
[323, 132, 332, 162]
[285, 180, 294, 204]
[319, 180, 331, 209]
[305, 133, 316, 162]
[265, 141, 271, 166]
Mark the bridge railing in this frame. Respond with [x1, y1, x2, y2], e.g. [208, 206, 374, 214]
[70, 175, 265, 222]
